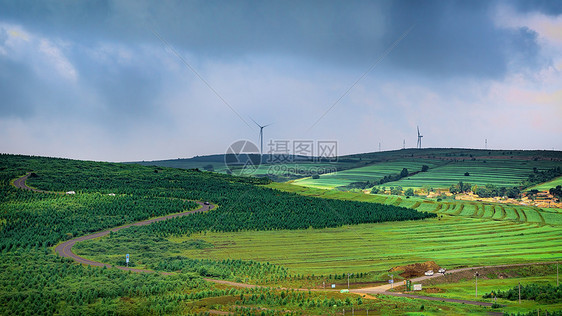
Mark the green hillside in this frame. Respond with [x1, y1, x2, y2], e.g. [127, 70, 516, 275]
[292, 149, 562, 190]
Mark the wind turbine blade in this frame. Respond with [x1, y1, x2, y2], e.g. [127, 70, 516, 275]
[249, 117, 261, 128]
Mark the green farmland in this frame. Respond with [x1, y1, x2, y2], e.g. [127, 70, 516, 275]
[292, 159, 443, 189]
[386, 159, 562, 189]
[78, 216, 562, 277]
[3, 152, 562, 315]
[528, 176, 562, 191]
[293, 156, 562, 190]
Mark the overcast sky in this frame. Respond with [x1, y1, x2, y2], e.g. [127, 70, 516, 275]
[1, 0, 561, 162]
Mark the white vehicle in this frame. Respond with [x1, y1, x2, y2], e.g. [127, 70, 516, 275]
[424, 270, 434, 276]
[438, 268, 446, 274]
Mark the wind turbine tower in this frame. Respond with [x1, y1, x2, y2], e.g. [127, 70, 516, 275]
[417, 126, 423, 149]
[250, 118, 271, 154]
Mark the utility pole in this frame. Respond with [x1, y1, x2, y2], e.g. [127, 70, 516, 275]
[347, 273, 353, 290]
[474, 272, 479, 298]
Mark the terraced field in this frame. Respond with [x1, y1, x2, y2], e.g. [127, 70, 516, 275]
[293, 158, 562, 190]
[125, 182, 562, 276]
[271, 183, 560, 226]
[173, 216, 562, 275]
[386, 159, 562, 189]
[292, 159, 443, 189]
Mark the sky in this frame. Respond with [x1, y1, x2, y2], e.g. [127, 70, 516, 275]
[1, 0, 561, 162]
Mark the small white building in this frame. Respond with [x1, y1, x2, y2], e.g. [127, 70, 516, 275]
[66, 191, 76, 195]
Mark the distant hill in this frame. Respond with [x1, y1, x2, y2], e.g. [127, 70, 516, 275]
[128, 148, 562, 186]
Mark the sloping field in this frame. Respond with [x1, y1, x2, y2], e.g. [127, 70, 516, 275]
[174, 217, 562, 275]
[292, 159, 442, 189]
[292, 157, 562, 190]
[271, 183, 562, 225]
[528, 176, 562, 191]
[384, 159, 562, 189]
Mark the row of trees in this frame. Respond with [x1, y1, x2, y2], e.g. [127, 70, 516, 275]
[0, 187, 198, 251]
[525, 167, 562, 186]
[449, 181, 521, 198]
[337, 165, 429, 191]
[484, 283, 562, 304]
[0, 249, 207, 315]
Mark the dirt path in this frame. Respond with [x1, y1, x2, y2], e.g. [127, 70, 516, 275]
[13, 173, 215, 273]
[13, 173, 52, 193]
[352, 262, 557, 307]
[54, 201, 214, 273]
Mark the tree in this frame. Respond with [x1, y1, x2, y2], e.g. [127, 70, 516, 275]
[405, 188, 414, 197]
[421, 165, 429, 172]
[506, 187, 520, 199]
[464, 172, 470, 176]
[391, 186, 403, 195]
[400, 168, 409, 178]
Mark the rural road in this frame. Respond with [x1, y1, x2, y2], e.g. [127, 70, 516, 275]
[54, 201, 215, 273]
[13, 173, 51, 193]
[352, 261, 556, 307]
[13, 173, 215, 273]
[12, 173, 548, 309]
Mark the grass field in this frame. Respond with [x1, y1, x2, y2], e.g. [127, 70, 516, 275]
[528, 176, 562, 191]
[77, 215, 562, 277]
[292, 157, 562, 190]
[292, 159, 443, 189]
[386, 159, 562, 189]
[270, 182, 562, 225]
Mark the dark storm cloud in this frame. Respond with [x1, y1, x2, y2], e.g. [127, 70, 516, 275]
[0, 0, 547, 79]
[1, 0, 560, 160]
[381, 0, 543, 79]
[77, 57, 165, 125]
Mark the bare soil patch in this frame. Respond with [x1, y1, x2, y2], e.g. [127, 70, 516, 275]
[389, 261, 442, 278]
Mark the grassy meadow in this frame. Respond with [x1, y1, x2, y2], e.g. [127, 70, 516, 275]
[292, 159, 443, 189]
[286, 149, 562, 190]
[77, 215, 562, 277]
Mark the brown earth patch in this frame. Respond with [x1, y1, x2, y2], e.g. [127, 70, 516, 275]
[389, 261, 442, 278]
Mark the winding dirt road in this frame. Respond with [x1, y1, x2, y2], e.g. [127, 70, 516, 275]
[54, 201, 214, 273]
[13, 173, 51, 193]
[13, 173, 551, 308]
[14, 173, 215, 273]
